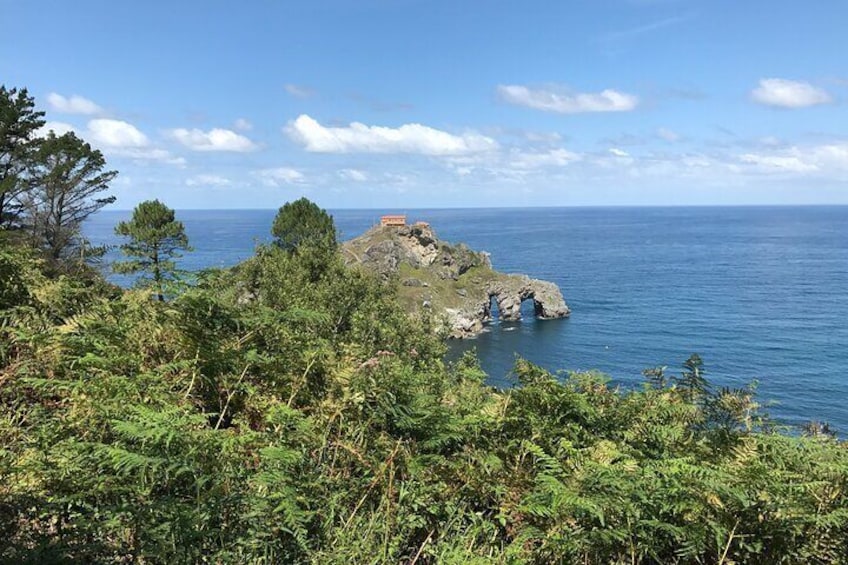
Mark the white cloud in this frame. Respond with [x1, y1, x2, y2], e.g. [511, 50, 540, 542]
[509, 148, 581, 169]
[169, 127, 258, 152]
[186, 174, 231, 187]
[522, 131, 563, 144]
[338, 168, 368, 181]
[233, 118, 253, 131]
[285, 84, 315, 98]
[758, 136, 783, 147]
[46, 92, 103, 115]
[740, 143, 848, 174]
[87, 119, 183, 165]
[809, 143, 848, 168]
[383, 173, 412, 186]
[751, 78, 832, 108]
[497, 84, 638, 114]
[446, 145, 583, 181]
[88, 118, 149, 148]
[591, 142, 848, 183]
[740, 153, 817, 173]
[657, 128, 680, 142]
[115, 148, 186, 167]
[287, 114, 497, 156]
[442, 135, 848, 194]
[36, 121, 75, 137]
[36, 117, 183, 166]
[254, 167, 306, 186]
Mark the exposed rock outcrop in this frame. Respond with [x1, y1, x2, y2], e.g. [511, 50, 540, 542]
[344, 222, 570, 338]
[352, 223, 490, 280]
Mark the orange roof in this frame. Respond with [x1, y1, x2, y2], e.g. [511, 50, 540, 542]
[380, 214, 407, 226]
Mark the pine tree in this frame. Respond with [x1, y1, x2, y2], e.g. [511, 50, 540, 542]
[114, 199, 190, 301]
[24, 131, 116, 261]
[0, 85, 45, 229]
[271, 197, 337, 253]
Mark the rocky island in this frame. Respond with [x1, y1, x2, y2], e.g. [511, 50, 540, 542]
[343, 219, 570, 338]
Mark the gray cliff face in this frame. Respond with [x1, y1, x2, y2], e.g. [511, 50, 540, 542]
[344, 223, 569, 338]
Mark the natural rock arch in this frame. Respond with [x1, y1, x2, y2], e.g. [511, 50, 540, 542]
[483, 277, 569, 323]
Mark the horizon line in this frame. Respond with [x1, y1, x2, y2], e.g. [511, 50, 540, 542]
[99, 203, 848, 212]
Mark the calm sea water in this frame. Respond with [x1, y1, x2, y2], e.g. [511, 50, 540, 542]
[84, 207, 848, 433]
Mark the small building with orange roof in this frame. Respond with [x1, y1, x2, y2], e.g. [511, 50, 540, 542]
[380, 214, 407, 227]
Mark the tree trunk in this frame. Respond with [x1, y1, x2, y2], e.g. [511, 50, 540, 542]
[153, 246, 164, 301]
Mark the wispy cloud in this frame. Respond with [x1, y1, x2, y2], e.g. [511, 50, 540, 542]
[602, 133, 646, 147]
[233, 118, 253, 131]
[739, 153, 817, 173]
[254, 167, 306, 186]
[348, 92, 414, 112]
[657, 128, 681, 142]
[655, 86, 707, 101]
[601, 15, 692, 43]
[740, 143, 848, 174]
[185, 174, 231, 187]
[507, 147, 581, 169]
[284, 84, 315, 99]
[444, 131, 848, 190]
[498, 85, 638, 114]
[625, 0, 689, 5]
[338, 168, 368, 181]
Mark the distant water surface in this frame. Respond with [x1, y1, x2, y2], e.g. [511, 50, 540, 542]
[84, 207, 848, 432]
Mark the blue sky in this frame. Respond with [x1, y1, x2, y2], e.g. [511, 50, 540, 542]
[3, 0, 847, 209]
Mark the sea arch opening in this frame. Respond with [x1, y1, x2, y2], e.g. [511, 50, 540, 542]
[485, 290, 543, 323]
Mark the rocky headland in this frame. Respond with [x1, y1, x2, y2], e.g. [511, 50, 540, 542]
[343, 222, 570, 338]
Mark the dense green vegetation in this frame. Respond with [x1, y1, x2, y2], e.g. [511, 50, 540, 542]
[2, 85, 848, 563]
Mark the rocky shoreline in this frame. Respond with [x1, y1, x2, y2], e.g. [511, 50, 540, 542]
[343, 222, 570, 338]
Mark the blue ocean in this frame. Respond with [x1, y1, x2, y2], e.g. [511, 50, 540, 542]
[84, 207, 848, 433]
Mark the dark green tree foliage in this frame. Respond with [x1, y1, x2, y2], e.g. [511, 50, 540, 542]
[114, 199, 190, 301]
[271, 197, 337, 253]
[676, 352, 708, 399]
[23, 131, 117, 261]
[0, 85, 45, 228]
